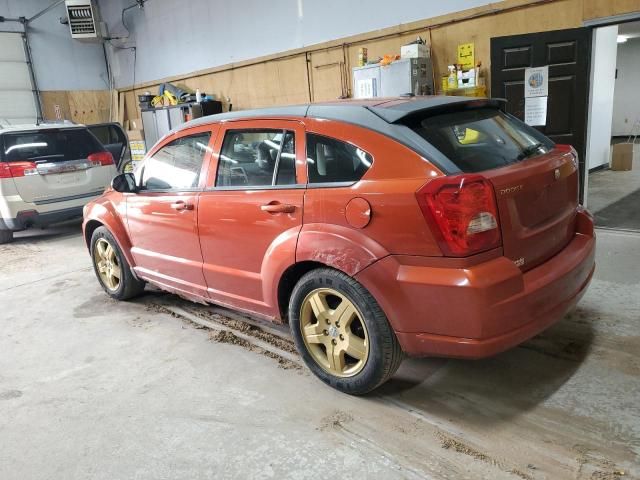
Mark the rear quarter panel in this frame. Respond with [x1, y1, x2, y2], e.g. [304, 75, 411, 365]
[298, 119, 444, 275]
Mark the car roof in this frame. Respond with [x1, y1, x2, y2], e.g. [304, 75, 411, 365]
[0, 122, 86, 135]
[176, 96, 504, 175]
[179, 96, 504, 131]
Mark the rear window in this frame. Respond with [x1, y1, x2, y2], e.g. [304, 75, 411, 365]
[1, 128, 104, 163]
[408, 108, 554, 173]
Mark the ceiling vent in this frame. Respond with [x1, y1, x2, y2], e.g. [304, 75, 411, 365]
[65, 0, 99, 40]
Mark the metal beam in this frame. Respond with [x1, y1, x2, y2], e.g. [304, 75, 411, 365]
[21, 31, 43, 122]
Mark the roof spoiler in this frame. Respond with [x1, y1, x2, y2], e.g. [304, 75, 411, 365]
[366, 97, 507, 124]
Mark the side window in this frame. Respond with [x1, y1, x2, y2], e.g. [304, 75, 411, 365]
[306, 133, 372, 184]
[140, 132, 211, 190]
[216, 129, 296, 187]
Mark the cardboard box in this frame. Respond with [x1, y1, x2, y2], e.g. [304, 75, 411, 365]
[130, 118, 143, 130]
[127, 129, 144, 141]
[401, 43, 430, 59]
[611, 142, 636, 171]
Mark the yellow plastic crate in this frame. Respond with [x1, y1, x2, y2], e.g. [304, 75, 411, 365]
[441, 85, 487, 98]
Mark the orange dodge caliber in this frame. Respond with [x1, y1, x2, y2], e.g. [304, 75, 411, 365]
[83, 97, 595, 394]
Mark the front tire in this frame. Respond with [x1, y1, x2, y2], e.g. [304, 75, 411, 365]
[90, 226, 145, 300]
[288, 268, 403, 395]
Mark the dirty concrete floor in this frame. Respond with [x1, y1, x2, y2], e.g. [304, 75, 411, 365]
[1, 223, 639, 479]
[588, 166, 640, 218]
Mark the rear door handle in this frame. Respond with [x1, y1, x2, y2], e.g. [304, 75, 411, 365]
[261, 203, 295, 214]
[171, 201, 194, 211]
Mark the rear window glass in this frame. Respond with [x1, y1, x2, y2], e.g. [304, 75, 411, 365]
[1, 128, 104, 163]
[407, 108, 554, 172]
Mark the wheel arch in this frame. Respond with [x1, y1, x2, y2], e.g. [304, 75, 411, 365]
[83, 200, 136, 270]
[274, 225, 389, 322]
[276, 260, 327, 321]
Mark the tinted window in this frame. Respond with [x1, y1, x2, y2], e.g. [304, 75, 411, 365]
[88, 125, 123, 146]
[2, 128, 104, 163]
[216, 130, 296, 187]
[306, 134, 372, 184]
[140, 132, 211, 190]
[407, 108, 554, 173]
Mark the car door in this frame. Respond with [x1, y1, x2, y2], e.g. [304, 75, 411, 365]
[198, 120, 306, 316]
[126, 126, 217, 298]
[87, 123, 128, 170]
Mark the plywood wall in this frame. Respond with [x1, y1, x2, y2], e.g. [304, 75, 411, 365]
[40, 90, 111, 124]
[117, 0, 640, 124]
[583, 0, 640, 19]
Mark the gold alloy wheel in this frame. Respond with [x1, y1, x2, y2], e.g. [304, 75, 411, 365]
[300, 288, 369, 377]
[93, 238, 121, 292]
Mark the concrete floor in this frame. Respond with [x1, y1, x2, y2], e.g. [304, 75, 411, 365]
[1, 223, 639, 479]
[587, 166, 640, 216]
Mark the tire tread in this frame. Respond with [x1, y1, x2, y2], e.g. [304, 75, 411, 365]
[289, 267, 403, 395]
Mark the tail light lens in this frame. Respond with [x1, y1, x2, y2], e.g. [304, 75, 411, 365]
[88, 151, 114, 167]
[416, 174, 501, 257]
[0, 161, 39, 178]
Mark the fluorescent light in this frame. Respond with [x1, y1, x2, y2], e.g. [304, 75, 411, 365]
[617, 35, 628, 44]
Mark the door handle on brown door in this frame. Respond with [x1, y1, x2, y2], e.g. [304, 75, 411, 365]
[171, 201, 194, 211]
[260, 203, 295, 214]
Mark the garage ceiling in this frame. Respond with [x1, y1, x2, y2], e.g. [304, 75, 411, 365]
[0, 32, 38, 126]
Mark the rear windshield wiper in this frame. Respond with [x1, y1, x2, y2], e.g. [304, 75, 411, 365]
[517, 143, 545, 160]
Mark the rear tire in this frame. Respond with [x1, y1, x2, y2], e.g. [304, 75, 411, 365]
[288, 268, 403, 395]
[90, 226, 145, 300]
[0, 230, 14, 244]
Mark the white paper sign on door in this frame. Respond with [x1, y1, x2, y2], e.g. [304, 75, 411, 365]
[524, 66, 549, 98]
[525, 96, 548, 126]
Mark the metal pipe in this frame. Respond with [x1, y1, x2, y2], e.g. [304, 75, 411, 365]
[22, 30, 43, 121]
[27, 0, 66, 24]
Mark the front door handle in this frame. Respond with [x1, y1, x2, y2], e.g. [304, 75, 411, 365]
[171, 201, 194, 211]
[261, 203, 295, 214]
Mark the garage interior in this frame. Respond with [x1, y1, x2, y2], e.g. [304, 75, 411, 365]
[1, 1, 639, 479]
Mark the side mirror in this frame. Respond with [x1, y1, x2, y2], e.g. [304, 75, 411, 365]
[111, 172, 138, 193]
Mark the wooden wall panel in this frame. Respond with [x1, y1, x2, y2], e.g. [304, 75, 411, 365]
[40, 91, 71, 121]
[309, 49, 346, 101]
[41, 90, 111, 124]
[583, 0, 640, 20]
[123, 54, 309, 121]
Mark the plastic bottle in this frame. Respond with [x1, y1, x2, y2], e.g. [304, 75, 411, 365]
[195, 89, 202, 103]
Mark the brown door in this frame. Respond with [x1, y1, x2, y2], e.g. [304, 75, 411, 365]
[491, 27, 592, 201]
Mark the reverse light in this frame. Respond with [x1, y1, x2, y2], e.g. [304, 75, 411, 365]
[416, 174, 501, 257]
[88, 151, 114, 167]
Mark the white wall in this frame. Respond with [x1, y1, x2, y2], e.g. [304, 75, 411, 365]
[586, 25, 618, 171]
[612, 37, 640, 137]
[0, 0, 108, 90]
[98, 0, 494, 88]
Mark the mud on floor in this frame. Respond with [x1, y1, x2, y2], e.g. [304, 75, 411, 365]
[209, 329, 301, 371]
[145, 300, 302, 371]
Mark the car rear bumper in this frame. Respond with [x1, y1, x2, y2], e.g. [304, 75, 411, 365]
[0, 206, 85, 231]
[355, 210, 596, 359]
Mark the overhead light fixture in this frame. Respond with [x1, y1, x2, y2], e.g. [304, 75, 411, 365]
[617, 35, 628, 44]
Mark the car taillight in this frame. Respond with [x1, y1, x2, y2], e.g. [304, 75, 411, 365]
[0, 161, 39, 178]
[88, 151, 114, 167]
[416, 174, 501, 257]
